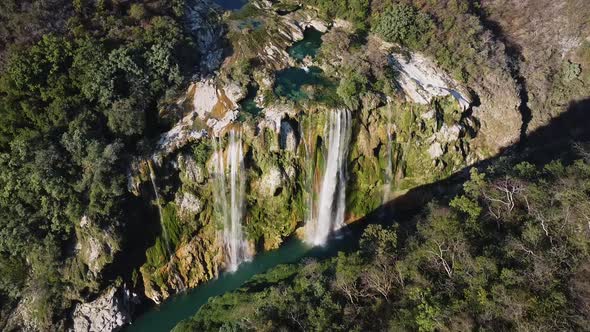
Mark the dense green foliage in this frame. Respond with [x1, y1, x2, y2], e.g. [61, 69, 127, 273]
[175, 156, 590, 331]
[305, 0, 370, 30]
[0, 0, 196, 328]
[373, 3, 433, 49]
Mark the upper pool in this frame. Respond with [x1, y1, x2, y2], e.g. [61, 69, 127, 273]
[274, 66, 338, 104]
[288, 28, 324, 61]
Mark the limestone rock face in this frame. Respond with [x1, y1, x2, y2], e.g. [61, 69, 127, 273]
[428, 142, 444, 159]
[258, 104, 298, 133]
[471, 70, 522, 152]
[259, 167, 285, 197]
[178, 154, 206, 184]
[185, 0, 225, 72]
[193, 80, 220, 118]
[142, 231, 223, 303]
[280, 120, 298, 152]
[391, 52, 471, 110]
[177, 192, 203, 215]
[71, 286, 136, 332]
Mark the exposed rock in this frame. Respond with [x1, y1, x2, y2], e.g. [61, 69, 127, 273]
[223, 82, 246, 105]
[142, 230, 224, 303]
[258, 104, 298, 133]
[333, 18, 354, 32]
[391, 52, 471, 110]
[421, 109, 436, 120]
[207, 110, 240, 136]
[436, 124, 462, 143]
[470, 71, 522, 151]
[428, 142, 444, 159]
[76, 216, 120, 276]
[258, 167, 285, 197]
[193, 80, 221, 118]
[178, 154, 206, 184]
[185, 0, 225, 73]
[71, 286, 136, 332]
[177, 192, 203, 216]
[279, 120, 298, 152]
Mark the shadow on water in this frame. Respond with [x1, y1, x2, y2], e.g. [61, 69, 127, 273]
[126, 98, 590, 331]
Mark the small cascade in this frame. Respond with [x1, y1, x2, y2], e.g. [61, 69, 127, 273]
[148, 161, 172, 256]
[305, 109, 351, 246]
[212, 129, 250, 271]
[383, 101, 395, 203]
[301, 117, 316, 237]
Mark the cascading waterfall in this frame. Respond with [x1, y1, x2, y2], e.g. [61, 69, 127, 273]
[212, 130, 250, 271]
[305, 109, 351, 246]
[383, 100, 395, 203]
[148, 161, 172, 256]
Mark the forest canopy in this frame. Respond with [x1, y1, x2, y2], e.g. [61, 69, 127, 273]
[0, 0, 196, 327]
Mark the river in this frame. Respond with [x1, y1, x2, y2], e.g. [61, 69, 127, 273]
[125, 228, 365, 332]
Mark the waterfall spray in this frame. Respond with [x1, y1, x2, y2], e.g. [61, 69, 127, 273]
[212, 129, 250, 271]
[305, 109, 351, 246]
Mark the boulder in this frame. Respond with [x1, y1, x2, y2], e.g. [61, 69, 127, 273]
[428, 142, 444, 159]
[71, 286, 136, 332]
[177, 192, 203, 216]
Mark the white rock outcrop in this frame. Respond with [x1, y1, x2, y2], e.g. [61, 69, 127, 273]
[178, 192, 203, 215]
[185, 0, 225, 72]
[259, 167, 284, 197]
[193, 80, 220, 118]
[428, 142, 444, 159]
[72, 287, 135, 332]
[391, 52, 471, 110]
[258, 104, 298, 133]
[280, 121, 298, 152]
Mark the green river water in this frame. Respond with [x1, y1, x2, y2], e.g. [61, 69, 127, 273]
[125, 229, 363, 331]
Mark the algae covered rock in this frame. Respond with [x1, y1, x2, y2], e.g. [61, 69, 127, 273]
[76, 216, 120, 276]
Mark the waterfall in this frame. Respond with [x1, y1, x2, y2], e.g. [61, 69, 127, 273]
[212, 129, 250, 271]
[383, 101, 394, 203]
[148, 161, 172, 256]
[305, 109, 351, 246]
